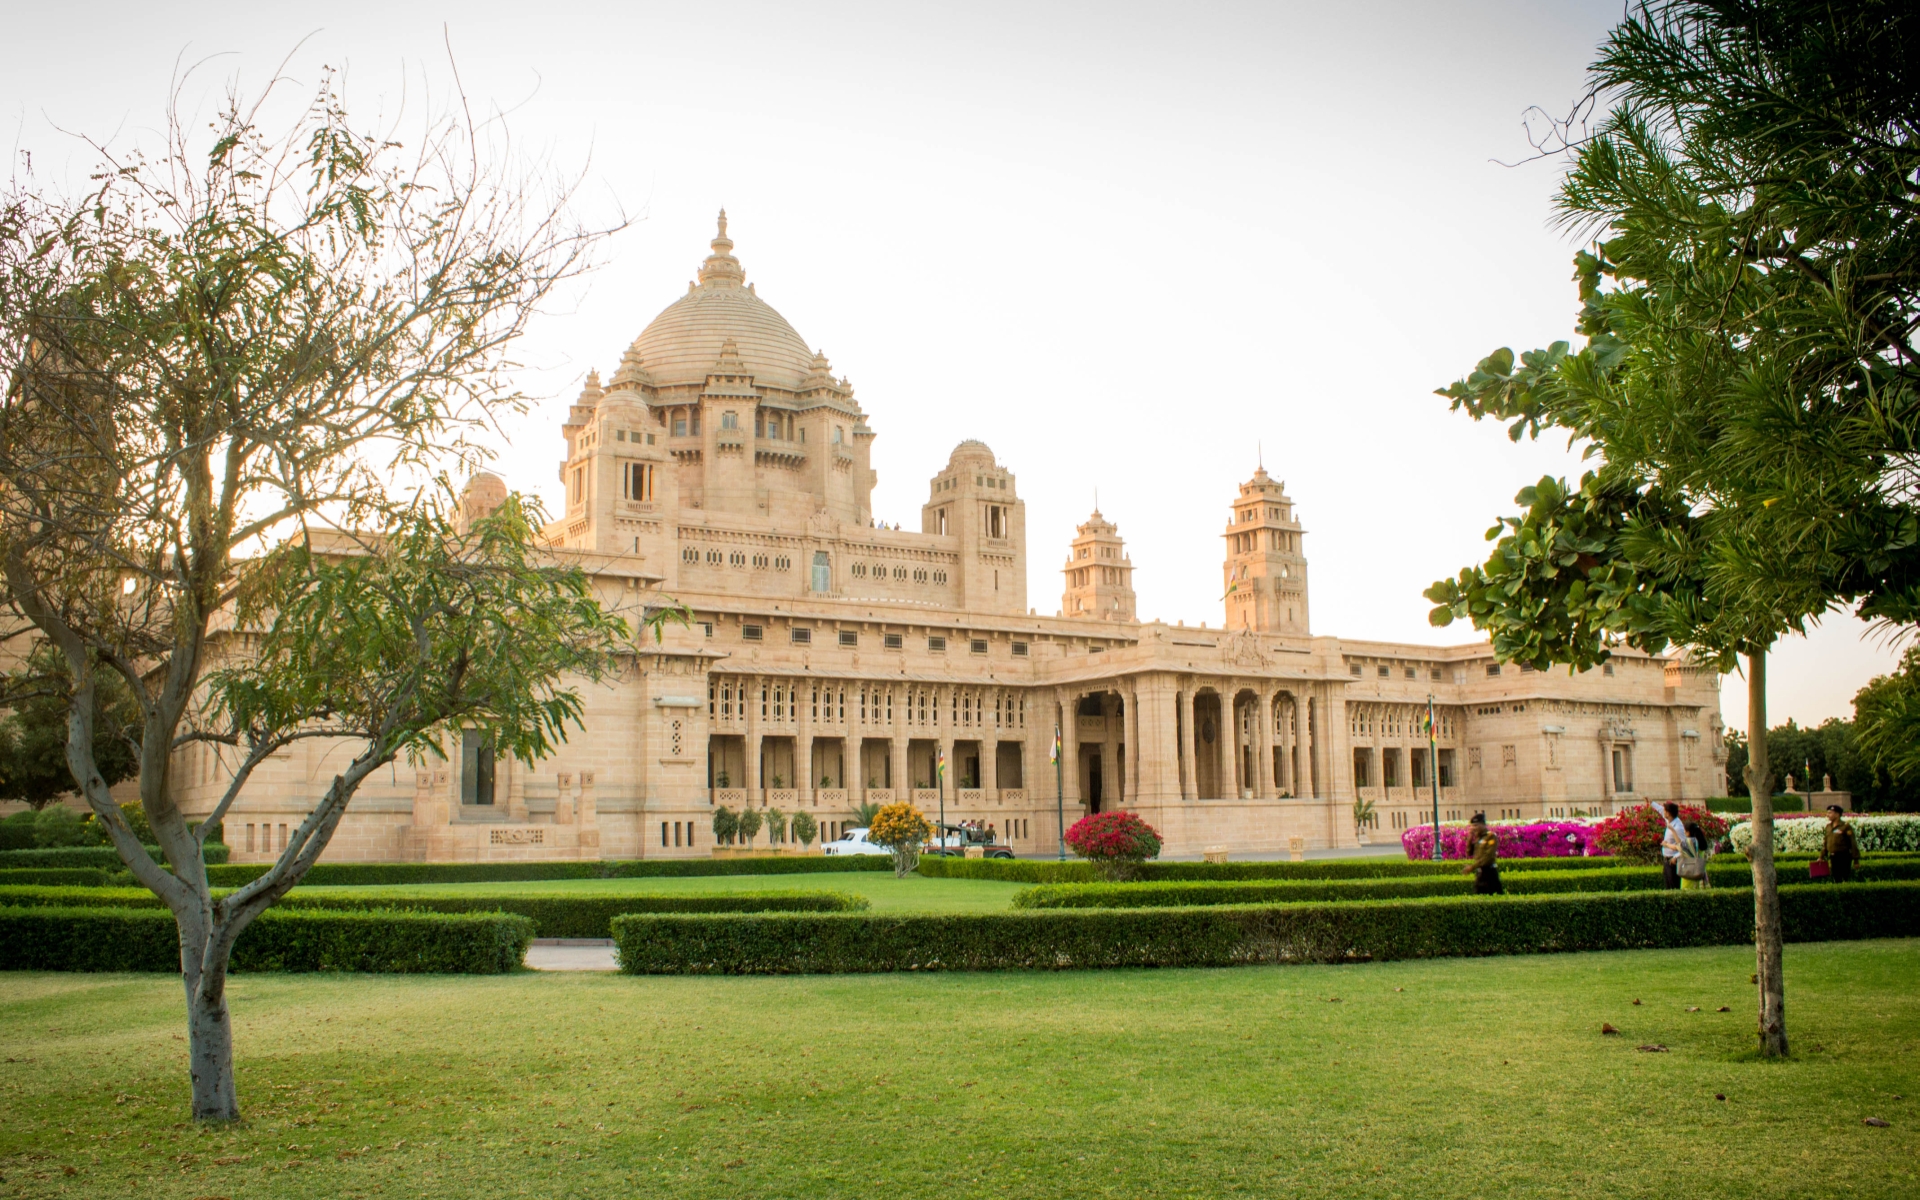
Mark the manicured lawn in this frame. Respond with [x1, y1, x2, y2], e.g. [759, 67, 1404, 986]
[289, 871, 1027, 914]
[3, 941, 1917, 1198]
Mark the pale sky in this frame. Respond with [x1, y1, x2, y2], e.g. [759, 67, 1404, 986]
[5, 0, 1903, 733]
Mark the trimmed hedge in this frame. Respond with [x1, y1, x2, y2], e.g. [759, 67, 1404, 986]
[0, 884, 869, 939]
[0, 844, 228, 869]
[0, 868, 111, 887]
[190, 854, 893, 889]
[1013, 859, 1920, 908]
[612, 881, 1920, 974]
[0, 906, 532, 973]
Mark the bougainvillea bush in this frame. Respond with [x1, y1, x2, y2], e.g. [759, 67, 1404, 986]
[1592, 804, 1729, 863]
[1730, 814, 1920, 856]
[1064, 812, 1164, 881]
[1400, 821, 1603, 861]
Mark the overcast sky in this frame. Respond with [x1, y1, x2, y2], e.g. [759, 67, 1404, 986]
[6, 0, 1904, 733]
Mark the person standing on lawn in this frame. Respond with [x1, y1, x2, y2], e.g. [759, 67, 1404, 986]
[1819, 806, 1859, 883]
[1678, 821, 1712, 890]
[1660, 801, 1686, 889]
[1464, 813, 1502, 894]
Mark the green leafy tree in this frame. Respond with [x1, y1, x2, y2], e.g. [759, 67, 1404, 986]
[710, 805, 739, 846]
[765, 806, 788, 846]
[0, 70, 638, 1119]
[737, 807, 764, 849]
[1426, 0, 1917, 1057]
[847, 800, 883, 829]
[1855, 647, 1920, 790]
[0, 644, 142, 809]
[790, 810, 818, 848]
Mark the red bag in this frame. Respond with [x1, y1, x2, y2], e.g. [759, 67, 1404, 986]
[1809, 860, 1831, 879]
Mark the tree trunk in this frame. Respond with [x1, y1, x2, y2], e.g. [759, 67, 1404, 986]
[1744, 647, 1787, 1057]
[182, 937, 239, 1121]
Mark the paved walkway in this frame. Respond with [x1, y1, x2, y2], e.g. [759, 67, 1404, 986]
[525, 938, 619, 972]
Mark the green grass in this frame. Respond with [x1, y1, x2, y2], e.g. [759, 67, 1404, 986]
[286, 870, 1027, 915]
[2, 941, 1917, 1198]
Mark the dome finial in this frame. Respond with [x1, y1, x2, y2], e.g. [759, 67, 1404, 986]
[698, 209, 744, 287]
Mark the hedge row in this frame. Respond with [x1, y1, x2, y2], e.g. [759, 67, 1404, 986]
[0, 885, 870, 939]
[914, 853, 1878, 885]
[184, 854, 893, 889]
[612, 881, 1920, 974]
[0, 868, 112, 887]
[0, 844, 229, 869]
[0, 906, 533, 973]
[1013, 859, 1920, 908]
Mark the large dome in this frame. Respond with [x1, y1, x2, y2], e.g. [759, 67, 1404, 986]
[626, 212, 816, 392]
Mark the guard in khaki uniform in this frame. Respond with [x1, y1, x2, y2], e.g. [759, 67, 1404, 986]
[1464, 813, 1503, 894]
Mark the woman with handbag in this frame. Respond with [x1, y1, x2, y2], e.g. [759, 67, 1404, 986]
[1818, 806, 1859, 883]
[1677, 822, 1711, 889]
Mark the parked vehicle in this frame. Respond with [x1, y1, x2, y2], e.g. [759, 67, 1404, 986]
[924, 822, 1015, 859]
[822, 827, 891, 856]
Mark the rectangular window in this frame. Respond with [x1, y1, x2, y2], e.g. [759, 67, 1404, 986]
[838, 630, 858, 647]
[1352, 748, 1373, 788]
[460, 730, 495, 806]
[1613, 747, 1633, 792]
[1438, 749, 1456, 788]
[1377, 665, 1390, 678]
[1382, 748, 1401, 788]
[742, 624, 763, 641]
[883, 632, 904, 650]
[1350, 663, 1363, 677]
[673, 417, 687, 436]
[1486, 663, 1501, 677]
[1411, 749, 1430, 788]
[791, 628, 812, 645]
[970, 639, 988, 654]
[928, 636, 946, 652]
[701, 622, 714, 638]
[1011, 641, 1029, 656]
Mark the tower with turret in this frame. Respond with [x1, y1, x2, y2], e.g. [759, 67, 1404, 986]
[1222, 467, 1309, 634]
[1062, 509, 1136, 622]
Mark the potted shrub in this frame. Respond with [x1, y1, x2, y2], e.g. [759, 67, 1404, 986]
[710, 805, 739, 851]
[1064, 811, 1163, 881]
[791, 811, 819, 851]
[868, 802, 933, 878]
[715, 769, 730, 788]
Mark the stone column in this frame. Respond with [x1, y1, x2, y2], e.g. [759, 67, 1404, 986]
[505, 756, 527, 821]
[889, 683, 909, 798]
[1308, 693, 1325, 800]
[1217, 690, 1234, 800]
[797, 678, 814, 807]
[744, 674, 762, 807]
[1098, 694, 1120, 810]
[981, 727, 999, 797]
[1058, 690, 1082, 808]
[1177, 687, 1196, 801]
[1255, 689, 1275, 799]
[554, 771, 575, 824]
[1124, 685, 1141, 807]
[1292, 694, 1308, 798]
[578, 770, 601, 851]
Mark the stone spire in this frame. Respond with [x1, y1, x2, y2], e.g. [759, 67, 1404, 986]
[1062, 508, 1136, 623]
[697, 208, 746, 288]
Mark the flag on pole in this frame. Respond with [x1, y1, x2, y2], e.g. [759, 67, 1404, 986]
[1423, 698, 1439, 742]
[1050, 725, 1061, 766]
[936, 745, 946, 782]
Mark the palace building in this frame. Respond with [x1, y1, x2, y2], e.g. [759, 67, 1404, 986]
[190, 215, 1728, 863]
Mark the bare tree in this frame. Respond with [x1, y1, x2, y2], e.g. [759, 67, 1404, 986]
[0, 65, 640, 1119]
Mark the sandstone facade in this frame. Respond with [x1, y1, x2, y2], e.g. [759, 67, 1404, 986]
[182, 215, 1727, 863]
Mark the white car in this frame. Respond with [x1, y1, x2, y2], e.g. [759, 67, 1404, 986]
[822, 827, 891, 856]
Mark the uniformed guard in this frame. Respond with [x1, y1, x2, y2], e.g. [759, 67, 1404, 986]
[1463, 812, 1503, 894]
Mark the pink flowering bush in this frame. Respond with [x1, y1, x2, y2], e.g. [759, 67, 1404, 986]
[1064, 811, 1163, 881]
[1400, 820, 1604, 861]
[1593, 803, 1729, 863]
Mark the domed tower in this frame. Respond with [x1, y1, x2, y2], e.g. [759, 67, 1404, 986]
[457, 471, 508, 533]
[1222, 466, 1309, 634]
[922, 440, 1026, 614]
[1061, 508, 1136, 622]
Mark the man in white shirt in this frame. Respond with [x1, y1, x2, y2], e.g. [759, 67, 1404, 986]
[1660, 801, 1686, 890]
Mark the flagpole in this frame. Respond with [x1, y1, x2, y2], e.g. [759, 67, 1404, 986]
[937, 745, 946, 854]
[1427, 692, 1442, 862]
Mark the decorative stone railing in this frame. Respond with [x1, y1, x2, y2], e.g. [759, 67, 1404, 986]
[864, 788, 896, 805]
[712, 788, 746, 808]
[911, 789, 940, 806]
[957, 788, 985, 805]
[1000, 789, 1027, 805]
[815, 788, 849, 809]
[766, 788, 799, 808]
